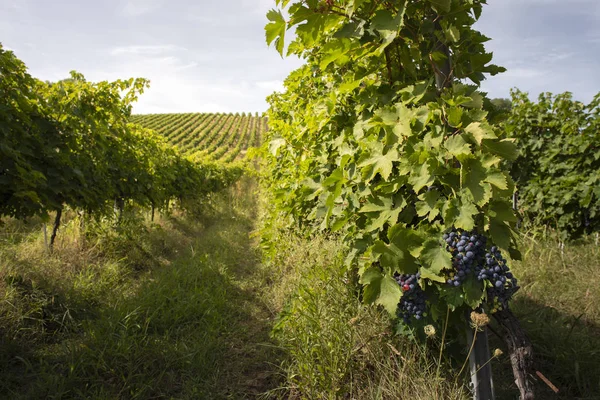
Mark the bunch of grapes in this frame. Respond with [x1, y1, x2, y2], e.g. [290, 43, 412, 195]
[395, 272, 427, 324]
[475, 246, 519, 312]
[442, 229, 487, 287]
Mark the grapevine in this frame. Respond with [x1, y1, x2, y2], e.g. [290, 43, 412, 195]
[262, 0, 534, 389]
[0, 44, 245, 234]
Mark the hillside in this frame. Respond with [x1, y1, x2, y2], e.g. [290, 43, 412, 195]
[131, 112, 266, 162]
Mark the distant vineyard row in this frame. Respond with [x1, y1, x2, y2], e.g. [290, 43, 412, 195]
[131, 112, 266, 162]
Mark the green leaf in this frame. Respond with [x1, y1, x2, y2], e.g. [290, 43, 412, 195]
[447, 107, 463, 127]
[265, 9, 286, 56]
[416, 190, 440, 221]
[378, 275, 404, 315]
[427, 0, 451, 12]
[409, 162, 434, 193]
[420, 239, 451, 282]
[361, 267, 384, 302]
[488, 200, 517, 223]
[463, 278, 483, 308]
[359, 195, 404, 232]
[371, 224, 421, 274]
[462, 159, 492, 206]
[439, 286, 464, 310]
[464, 122, 497, 145]
[361, 268, 404, 315]
[370, 2, 407, 54]
[488, 220, 512, 250]
[358, 143, 399, 182]
[455, 199, 478, 231]
[334, 20, 365, 39]
[393, 104, 413, 138]
[444, 25, 460, 42]
[484, 171, 508, 190]
[268, 137, 286, 156]
[482, 139, 519, 161]
[445, 134, 471, 158]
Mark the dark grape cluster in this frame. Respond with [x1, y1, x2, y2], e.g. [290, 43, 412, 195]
[441, 228, 519, 313]
[395, 272, 427, 323]
[442, 229, 487, 287]
[475, 246, 519, 312]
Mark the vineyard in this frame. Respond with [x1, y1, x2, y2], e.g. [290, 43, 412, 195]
[1, 1, 600, 399]
[131, 112, 266, 162]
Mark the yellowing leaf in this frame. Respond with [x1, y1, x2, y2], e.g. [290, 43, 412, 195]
[464, 122, 497, 145]
[445, 134, 471, 157]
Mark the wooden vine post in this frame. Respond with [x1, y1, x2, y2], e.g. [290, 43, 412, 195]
[494, 309, 535, 400]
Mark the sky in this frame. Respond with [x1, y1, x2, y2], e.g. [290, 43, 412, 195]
[1, 0, 599, 114]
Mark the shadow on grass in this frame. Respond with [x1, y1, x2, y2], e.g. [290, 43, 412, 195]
[0, 182, 281, 399]
[491, 296, 600, 400]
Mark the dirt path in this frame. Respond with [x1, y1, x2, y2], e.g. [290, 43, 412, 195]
[192, 177, 284, 399]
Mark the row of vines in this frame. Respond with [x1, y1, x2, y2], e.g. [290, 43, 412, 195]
[504, 90, 600, 240]
[0, 44, 244, 246]
[132, 112, 266, 162]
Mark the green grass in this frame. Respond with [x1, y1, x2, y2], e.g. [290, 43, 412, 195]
[0, 177, 281, 399]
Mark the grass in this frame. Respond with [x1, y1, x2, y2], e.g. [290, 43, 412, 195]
[261, 231, 470, 400]
[260, 216, 600, 399]
[0, 177, 281, 399]
[491, 230, 600, 399]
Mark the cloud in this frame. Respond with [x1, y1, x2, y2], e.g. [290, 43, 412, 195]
[120, 0, 164, 17]
[501, 68, 546, 79]
[110, 45, 187, 56]
[255, 80, 284, 92]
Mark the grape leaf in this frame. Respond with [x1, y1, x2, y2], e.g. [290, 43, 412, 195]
[371, 224, 421, 274]
[409, 162, 434, 193]
[484, 171, 508, 190]
[454, 200, 478, 231]
[482, 138, 518, 161]
[420, 239, 451, 282]
[463, 278, 483, 308]
[427, 0, 451, 12]
[464, 122, 497, 144]
[416, 190, 440, 221]
[358, 143, 399, 182]
[265, 9, 286, 56]
[445, 134, 471, 157]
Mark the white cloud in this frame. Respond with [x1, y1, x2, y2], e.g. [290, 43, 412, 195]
[110, 45, 187, 56]
[501, 68, 546, 79]
[120, 0, 164, 16]
[255, 80, 284, 92]
[241, 0, 275, 15]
